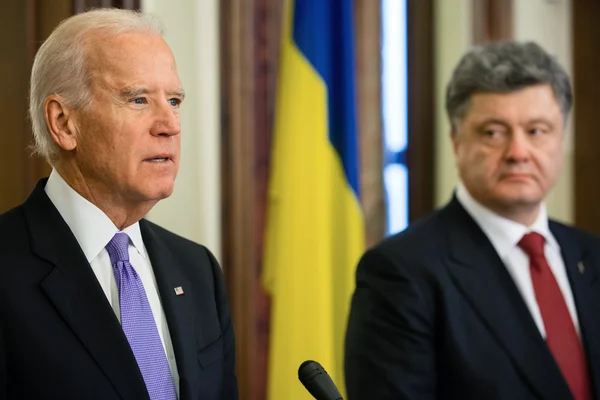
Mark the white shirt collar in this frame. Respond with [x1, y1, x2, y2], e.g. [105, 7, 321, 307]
[455, 182, 559, 259]
[44, 169, 148, 262]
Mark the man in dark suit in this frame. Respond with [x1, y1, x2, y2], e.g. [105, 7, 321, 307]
[345, 41, 600, 399]
[0, 8, 237, 400]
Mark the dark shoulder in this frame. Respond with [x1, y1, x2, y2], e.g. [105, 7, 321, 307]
[372, 205, 451, 264]
[0, 205, 29, 252]
[0, 204, 25, 228]
[0, 205, 32, 287]
[549, 219, 600, 252]
[353, 204, 459, 290]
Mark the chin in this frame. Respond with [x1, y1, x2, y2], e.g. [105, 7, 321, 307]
[496, 191, 543, 207]
[143, 181, 175, 201]
[156, 186, 175, 200]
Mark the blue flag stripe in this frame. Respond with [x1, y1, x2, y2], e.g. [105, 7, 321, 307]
[292, 0, 360, 196]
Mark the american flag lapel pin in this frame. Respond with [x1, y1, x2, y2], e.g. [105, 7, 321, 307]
[174, 286, 184, 296]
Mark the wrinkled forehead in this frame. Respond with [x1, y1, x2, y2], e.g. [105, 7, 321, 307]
[466, 86, 563, 121]
[83, 30, 179, 84]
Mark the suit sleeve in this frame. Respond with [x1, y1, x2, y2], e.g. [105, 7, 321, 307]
[345, 248, 437, 400]
[206, 250, 239, 400]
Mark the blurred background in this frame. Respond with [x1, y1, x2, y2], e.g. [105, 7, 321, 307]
[1, 0, 599, 399]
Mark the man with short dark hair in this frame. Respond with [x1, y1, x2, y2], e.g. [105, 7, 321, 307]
[345, 41, 600, 400]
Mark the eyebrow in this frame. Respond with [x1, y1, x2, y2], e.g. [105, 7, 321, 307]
[119, 87, 186, 99]
[169, 89, 186, 99]
[477, 119, 510, 128]
[527, 118, 554, 127]
[477, 118, 555, 128]
[119, 87, 148, 98]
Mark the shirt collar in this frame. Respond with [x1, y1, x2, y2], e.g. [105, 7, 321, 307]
[44, 169, 148, 262]
[455, 182, 559, 258]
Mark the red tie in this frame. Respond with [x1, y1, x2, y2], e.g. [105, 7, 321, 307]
[518, 232, 591, 400]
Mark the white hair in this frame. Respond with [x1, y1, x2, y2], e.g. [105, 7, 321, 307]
[29, 8, 164, 164]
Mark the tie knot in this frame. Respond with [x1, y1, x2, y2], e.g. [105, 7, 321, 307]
[106, 232, 130, 264]
[518, 232, 545, 259]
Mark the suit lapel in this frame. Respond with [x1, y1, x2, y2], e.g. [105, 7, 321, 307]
[551, 223, 600, 398]
[140, 221, 199, 400]
[443, 199, 572, 400]
[24, 180, 149, 400]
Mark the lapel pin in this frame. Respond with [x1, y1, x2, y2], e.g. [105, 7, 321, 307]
[578, 261, 585, 275]
[174, 286, 184, 296]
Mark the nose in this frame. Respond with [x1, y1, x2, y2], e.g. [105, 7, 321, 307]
[150, 102, 181, 137]
[505, 130, 530, 162]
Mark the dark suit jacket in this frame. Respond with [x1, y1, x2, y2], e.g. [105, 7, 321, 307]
[345, 197, 600, 399]
[0, 179, 238, 400]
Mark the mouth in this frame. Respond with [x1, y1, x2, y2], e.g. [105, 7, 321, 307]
[501, 173, 534, 181]
[144, 154, 173, 163]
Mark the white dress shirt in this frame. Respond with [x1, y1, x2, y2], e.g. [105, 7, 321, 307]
[455, 182, 580, 338]
[44, 169, 180, 395]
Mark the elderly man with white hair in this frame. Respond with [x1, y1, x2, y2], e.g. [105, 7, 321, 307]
[0, 8, 238, 400]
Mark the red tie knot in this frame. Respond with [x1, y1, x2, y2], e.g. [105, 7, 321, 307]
[518, 232, 546, 259]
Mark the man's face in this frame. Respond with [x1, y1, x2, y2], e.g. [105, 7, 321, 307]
[72, 31, 184, 209]
[452, 84, 564, 217]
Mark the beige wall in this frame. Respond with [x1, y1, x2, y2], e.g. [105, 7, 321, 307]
[434, 0, 472, 207]
[142, 0, 222, 260]
[434, 0, 574, 223]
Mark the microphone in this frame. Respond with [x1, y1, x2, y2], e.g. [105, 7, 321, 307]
[298, 360, 344, 400]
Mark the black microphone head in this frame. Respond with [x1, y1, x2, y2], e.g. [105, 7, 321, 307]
[298, 360, 343, 400]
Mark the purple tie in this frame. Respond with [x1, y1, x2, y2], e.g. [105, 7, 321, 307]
[106, 233, 177, 400]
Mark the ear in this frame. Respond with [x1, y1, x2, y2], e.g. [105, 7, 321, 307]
[45, 95, 79, 151]
[450, 129, 460, 156]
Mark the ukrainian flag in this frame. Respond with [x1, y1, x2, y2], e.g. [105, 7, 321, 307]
[262, 0, 365, 398]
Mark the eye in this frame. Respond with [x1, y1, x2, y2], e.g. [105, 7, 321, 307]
[529, 127, 546, 135]
[131, 97, 147, 105]
[484, 128, 503, 138]
[479, 126, 508, 146]
[169, 98, 182, 107]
